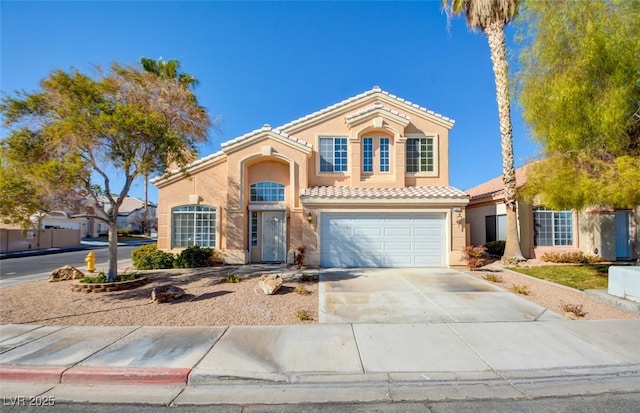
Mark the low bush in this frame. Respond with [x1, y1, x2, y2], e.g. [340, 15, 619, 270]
[561, 303, 587, 318]
[131, 244, 175, 270]
[295, 285, 310, 295]
[80, 271, 139, 284]
[221, 275, 243, 283]
[462, 245, 487, 269]
[293, 246, 305, 269]
[295, 308, 313, 321]
[510, 284, 530, 295]
[175, 245, 220, 268]
[482, 273, 504, 283]
[540, 251, 602, 264]
[484, 240, 506, 257]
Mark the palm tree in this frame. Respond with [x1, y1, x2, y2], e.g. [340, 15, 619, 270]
[442, 0, 525, 260]
[139, 57, 200, 235]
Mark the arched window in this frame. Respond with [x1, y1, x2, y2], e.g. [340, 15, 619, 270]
[250, 181, 285, 202]
[172, 205, 217, 248]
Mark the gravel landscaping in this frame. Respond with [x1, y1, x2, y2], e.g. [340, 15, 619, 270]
[0, 265, 319, 326]
[468, 262, 639, 320]
[1, 263, 637, 326]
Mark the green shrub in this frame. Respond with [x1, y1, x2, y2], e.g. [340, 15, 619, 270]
[540, 251, 602, 264]
[80, 272, 139, 283]
[175, 245, 219, 268]
[484, 240, 506, 257]
[131, 244, 175, 270]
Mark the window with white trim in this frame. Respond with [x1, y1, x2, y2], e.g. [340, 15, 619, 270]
[172, 205, 216, 248]
[250, 181, 285, 202]
[406, 137, 434, 173]
[363, 137, 373, 173]
[319, 136, 347, 172]
[534, 207, 573, 246]
[380, 137, 390, 172]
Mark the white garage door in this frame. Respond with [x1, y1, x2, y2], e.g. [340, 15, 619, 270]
[320, 213, 446, 268]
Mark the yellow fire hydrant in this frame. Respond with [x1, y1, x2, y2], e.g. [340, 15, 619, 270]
[85, 251, 96, 273]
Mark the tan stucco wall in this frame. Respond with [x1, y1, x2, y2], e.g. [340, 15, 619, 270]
[155, 92, 460, 266]
[156, 160, 228, 251]
[285, 98, 451, 189]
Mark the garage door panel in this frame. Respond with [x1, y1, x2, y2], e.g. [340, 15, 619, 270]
[355, 227, 383, 237]
[320, 213, 446, 268]
[384, 227, 413, 237]
[415, 227, 441, 236]
[384, 241, 413, 251]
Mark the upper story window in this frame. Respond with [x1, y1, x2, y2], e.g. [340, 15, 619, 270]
[319, 136, 348, 172]
[363, 137, 373, 173]
[406, 137, 434, 173]
[250, 181, 285, 202]
[380, 137, 390, 172]
[534, 207, 573, 246]
[362, 136, 391, 174]
[172, 205, 216, 248]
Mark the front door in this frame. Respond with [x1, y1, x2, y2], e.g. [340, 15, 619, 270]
[615, 210, 632, 259]
[262, 211, 286, 262]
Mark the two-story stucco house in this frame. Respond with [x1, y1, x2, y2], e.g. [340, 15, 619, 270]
[152, 87, 469, 267]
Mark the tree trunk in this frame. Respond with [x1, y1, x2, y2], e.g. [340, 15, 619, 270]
[107, 221, 119, 281]
[486, 22, 525, 261]
[143, 172, 149, 235]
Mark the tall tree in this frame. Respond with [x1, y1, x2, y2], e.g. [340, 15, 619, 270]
[516, 0, 640, 209]
[138, 57, 200, 235]
[0, 126, 90, 247]
[1, 62, 213, 280]
[443, 0, 525, 260]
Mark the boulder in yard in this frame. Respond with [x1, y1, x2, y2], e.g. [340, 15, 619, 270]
[150, 285, 185, 303]
[257, 274, 283, 295]
[49, 265, 84, 282]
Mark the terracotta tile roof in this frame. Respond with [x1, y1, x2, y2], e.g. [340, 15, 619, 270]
[301, 186, 469, 200]
[466, 166, 529, 201]
[277, 86, 454, 131]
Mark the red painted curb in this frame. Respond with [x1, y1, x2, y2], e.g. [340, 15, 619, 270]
[61, 367, 191, 385]
[0, 366, 65, 383]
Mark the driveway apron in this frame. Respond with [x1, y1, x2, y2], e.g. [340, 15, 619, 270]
[319, 268, 564, 323]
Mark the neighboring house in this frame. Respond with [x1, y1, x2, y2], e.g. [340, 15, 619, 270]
[39, 211, 93, 238]
[466, 166, 639, 261]
[101, 197, 157, 234]
[152, 87, 469, 267]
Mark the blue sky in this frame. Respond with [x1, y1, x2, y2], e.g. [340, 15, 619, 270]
[1, 1, 539, 203]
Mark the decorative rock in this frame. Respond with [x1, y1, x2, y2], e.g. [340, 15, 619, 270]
[151, 285, 185, 303]
[49, 265, 84, 282]
[257, 274, 283, 295]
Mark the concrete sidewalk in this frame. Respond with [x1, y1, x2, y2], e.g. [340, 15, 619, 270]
[1, 320, 639, 405]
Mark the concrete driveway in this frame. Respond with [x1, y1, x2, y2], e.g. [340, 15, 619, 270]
[319, 268, 564, 323]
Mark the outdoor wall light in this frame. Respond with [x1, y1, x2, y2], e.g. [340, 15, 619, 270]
[307, 212, 313, 223]
[452, 207, 464, 225]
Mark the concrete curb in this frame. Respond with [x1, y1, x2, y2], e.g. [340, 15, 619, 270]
[62, 366, 192, 385]
[0, 366, 66, 383]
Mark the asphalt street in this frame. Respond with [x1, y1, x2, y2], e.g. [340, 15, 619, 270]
[2, 393, 639, 413]
[0, 246, 139, 279]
